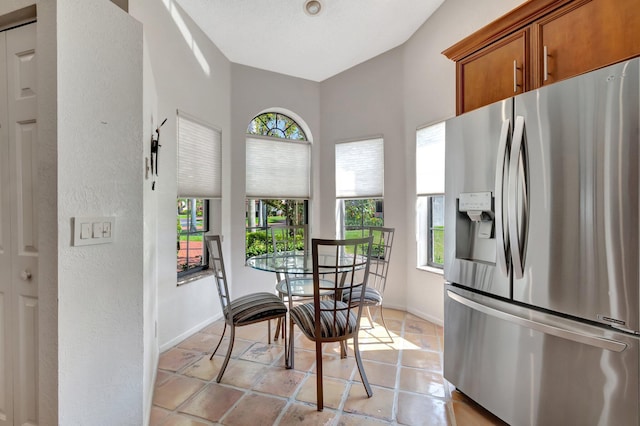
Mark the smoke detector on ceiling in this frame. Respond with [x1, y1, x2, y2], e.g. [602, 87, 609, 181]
[304, 0, 322, 16]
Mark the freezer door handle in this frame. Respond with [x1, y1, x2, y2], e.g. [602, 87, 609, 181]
[494, 119, 511, 276]
[447, 290, 628, 352]
[508, 116, 528, 279]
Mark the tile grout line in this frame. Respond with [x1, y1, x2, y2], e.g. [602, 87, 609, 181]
[391, 308, 406, 425]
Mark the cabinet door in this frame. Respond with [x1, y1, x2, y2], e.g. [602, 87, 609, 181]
[457, 30, 528, 114]
[534, 0, 640, 86]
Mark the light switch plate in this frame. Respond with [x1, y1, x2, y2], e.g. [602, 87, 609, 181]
[73, 217, 115, 246]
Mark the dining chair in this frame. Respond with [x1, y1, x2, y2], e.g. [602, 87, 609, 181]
[343, 226, 395, 340]
[204, 235, 288, 383]
[289, 236, 374, 411]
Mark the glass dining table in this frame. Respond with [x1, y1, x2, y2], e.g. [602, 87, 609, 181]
[249, 251, 323, 296]
[246, 250, 367, 296]
[246, 250, 365, 366]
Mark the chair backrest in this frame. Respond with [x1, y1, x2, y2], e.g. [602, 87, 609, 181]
[366, 226, 395, 294]
[205, 235, 231, 316]
[312, 236, 373, 341]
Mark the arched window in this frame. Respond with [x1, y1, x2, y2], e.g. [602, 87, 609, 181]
[245, 111, 310, 258]
[247, 112, 307, 141]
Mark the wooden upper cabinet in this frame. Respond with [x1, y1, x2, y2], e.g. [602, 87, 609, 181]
[444, 0, 640, 114]
[533, 0, 640, 86]
[458, 30, 528, 114]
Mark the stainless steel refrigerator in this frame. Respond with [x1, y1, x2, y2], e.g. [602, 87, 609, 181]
[444, 57, 640, 425]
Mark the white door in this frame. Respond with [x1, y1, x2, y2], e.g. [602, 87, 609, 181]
[0, 22, 38, 426]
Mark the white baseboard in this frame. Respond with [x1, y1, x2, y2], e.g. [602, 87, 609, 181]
[159, 313, 223, 352]
[405, 307, 444, 327]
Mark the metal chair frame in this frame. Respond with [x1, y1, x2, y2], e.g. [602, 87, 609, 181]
[289, 236, 374, 410]
[360, 226, 395, 340]
[205, 235, 288, 383]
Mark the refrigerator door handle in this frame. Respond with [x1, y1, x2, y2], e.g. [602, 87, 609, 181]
[447, 290, 628, 352]
[508, 115, 528, 279]
[494, 119, 511, 276]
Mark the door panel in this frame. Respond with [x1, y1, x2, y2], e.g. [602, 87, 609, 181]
[514, 58, 639, 332]
[7, 23, 38, 426]
[0, 29, 12, 426]
[14, 121, 37, 255]
[458, 30, 528, 114]
[535, 0, 640, 87]
[0, 30, 7, 259]
[16, 296, 36, 426]
[444, 99, 511, 298]
[457, 30, 529, 114]
[0, 23, 38, 426]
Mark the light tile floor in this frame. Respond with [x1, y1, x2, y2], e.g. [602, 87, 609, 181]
[151, 308, 506, 426]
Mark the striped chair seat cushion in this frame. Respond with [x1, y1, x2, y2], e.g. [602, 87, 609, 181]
[224, 292, 287, 325]
[342, 287, 382, 306]
[290, 300, 358, 339]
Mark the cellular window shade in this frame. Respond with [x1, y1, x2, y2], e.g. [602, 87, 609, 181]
[335, 138, 384, 199]
[246, 136, 310, 198]
[177, 113, 222, 198]
[416, 122, 445, 195]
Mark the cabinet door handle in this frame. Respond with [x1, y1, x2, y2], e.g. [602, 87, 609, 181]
[543, 45, 549, 81]
[513, 60, 518, 92]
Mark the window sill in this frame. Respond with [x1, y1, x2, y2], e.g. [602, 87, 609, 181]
[416, 265, 444, 276]
[177, 269, 214, 286]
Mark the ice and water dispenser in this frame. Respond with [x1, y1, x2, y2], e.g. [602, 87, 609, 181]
[455, 191, 496, 263]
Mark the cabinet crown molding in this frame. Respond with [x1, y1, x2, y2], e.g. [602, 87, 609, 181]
[442, 0, 572, 61]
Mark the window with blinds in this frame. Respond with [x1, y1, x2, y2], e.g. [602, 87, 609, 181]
[416, 122, 445, 269]
[177, 111, 222, 199]
[335, 138, 384, 199]
[335, 138, 384, 239]
[176, 111, 221, 280]
[245, 112, 311, 258]
[245, 136, 310, 199]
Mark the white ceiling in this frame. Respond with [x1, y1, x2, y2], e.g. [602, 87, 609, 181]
[175, 0, 446, 82]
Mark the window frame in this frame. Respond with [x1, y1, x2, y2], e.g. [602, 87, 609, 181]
[416, 121, 445, 271]
[335, 137, 385, 239]
[245, 112, 311, 260]
[175, 110, 221, 281]
[337, 198, 384, 239]
[426, 194, 444, 269]
[177, 198, 210, 279]
[245, 198, 309, 259]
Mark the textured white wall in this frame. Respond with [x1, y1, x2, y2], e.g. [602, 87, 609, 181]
[36, 0, 58, 424]
[56, 1, 144, 424]
[229, 64, 321, 298]
[318, 48, 407, 309]
[129, 0, 230, 350]
[141, 34, 159, 425]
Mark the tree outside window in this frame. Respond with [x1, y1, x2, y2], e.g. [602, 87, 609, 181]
[342, 199, 383, 238]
